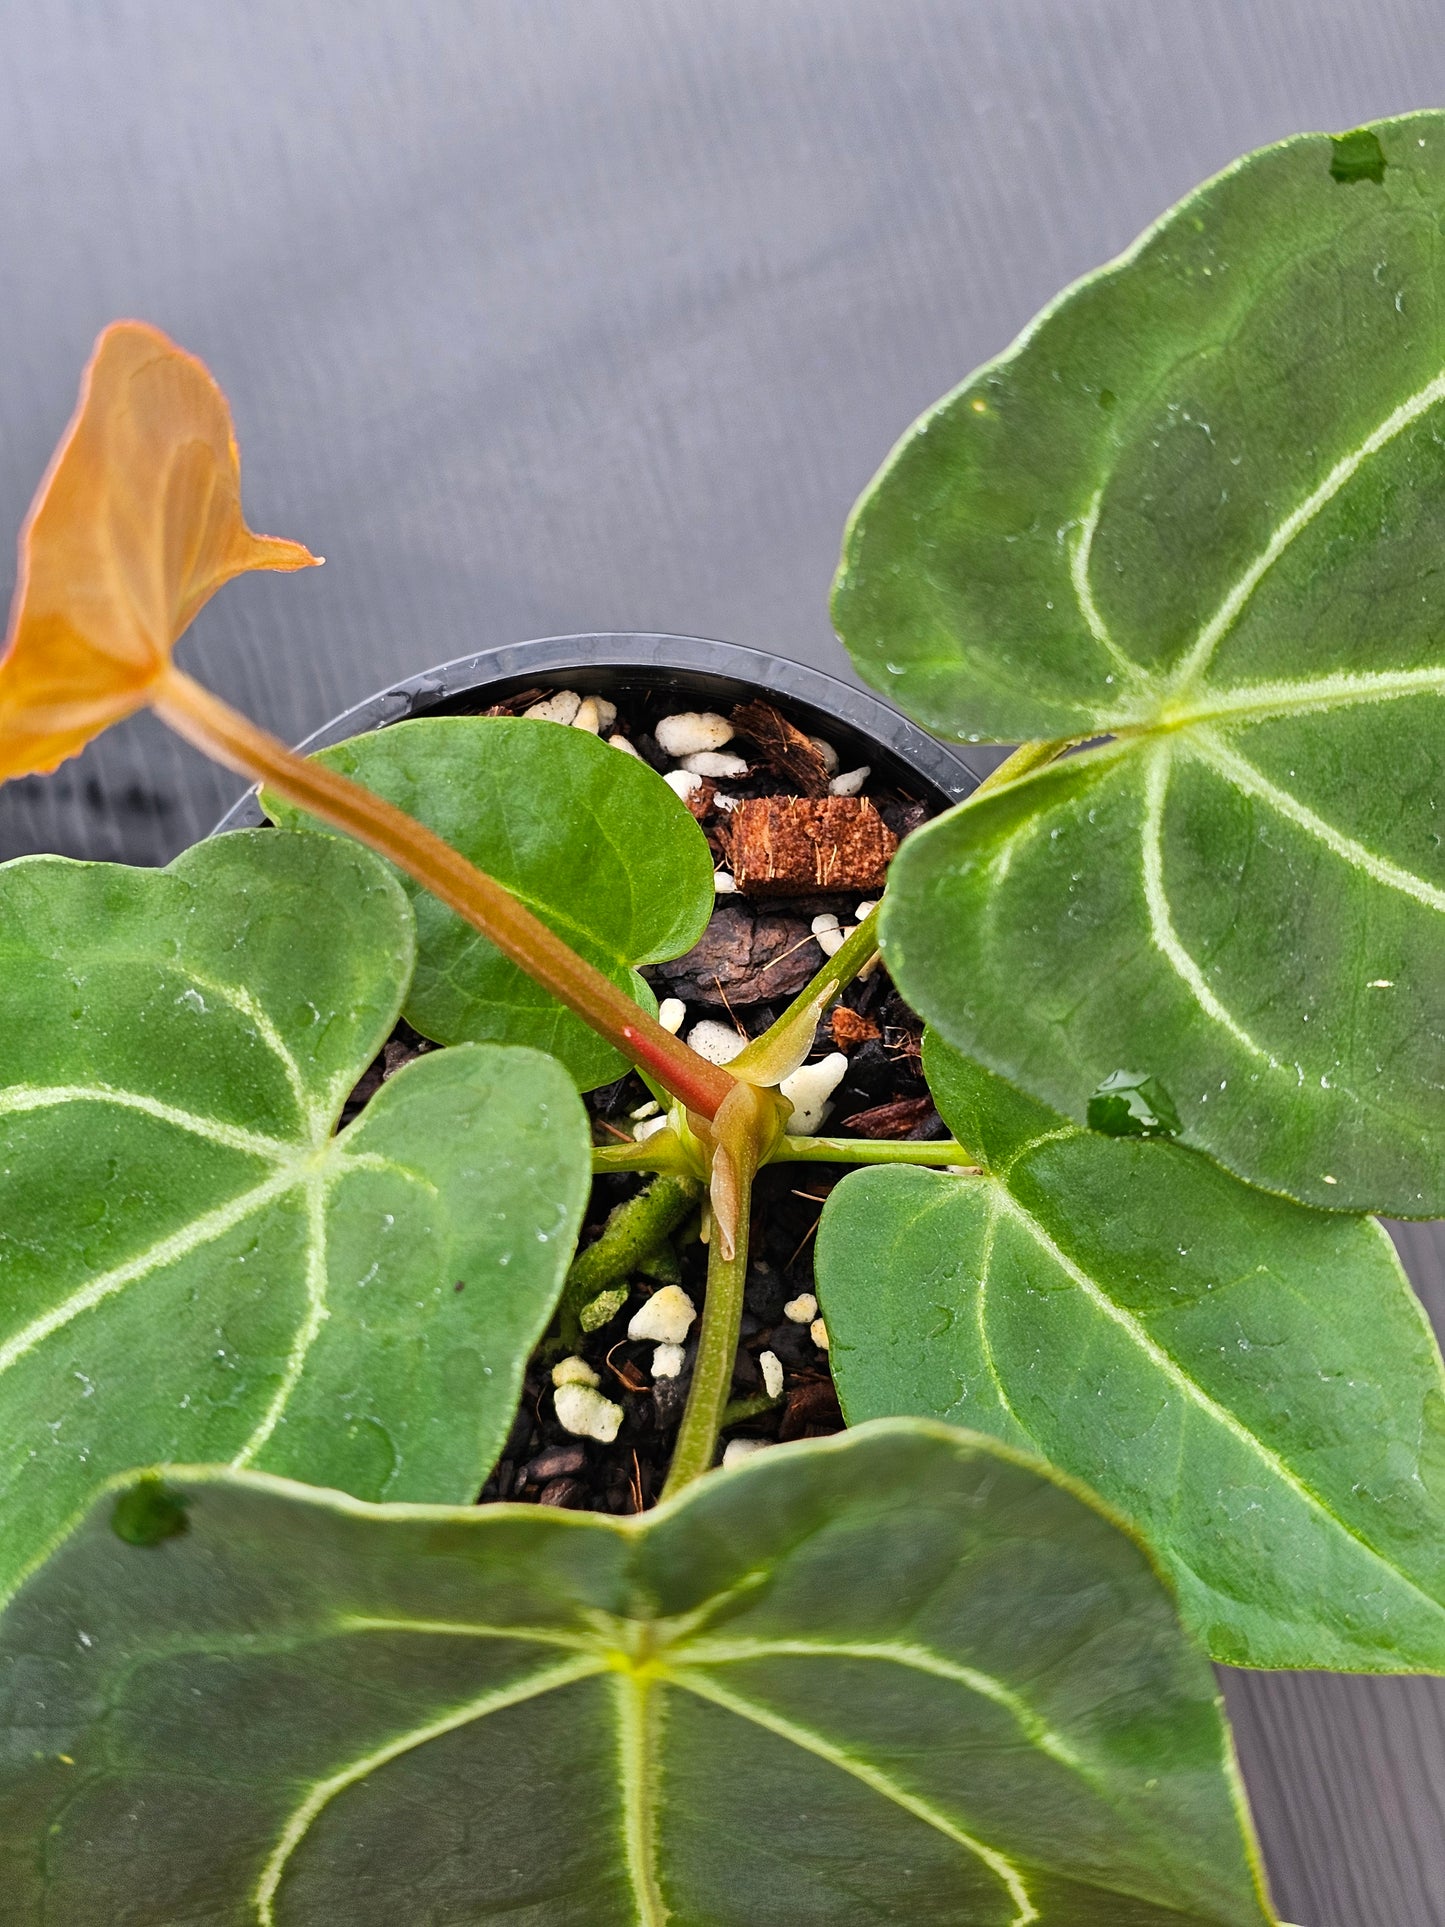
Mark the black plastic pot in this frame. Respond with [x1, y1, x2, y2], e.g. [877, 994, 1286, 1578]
[212, 632, 983, 832]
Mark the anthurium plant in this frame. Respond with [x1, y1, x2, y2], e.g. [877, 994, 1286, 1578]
[0, 112, 1440, 1923]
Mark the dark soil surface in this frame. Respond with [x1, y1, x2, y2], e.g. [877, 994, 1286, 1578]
[342, 682, 948, 1515]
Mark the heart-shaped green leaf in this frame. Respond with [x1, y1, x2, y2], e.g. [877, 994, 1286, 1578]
[0, 1423, 1274, 1925]
[833, 113, 1445, 1213]
[817, 1036, 1445, 1671]
[266, 716, 716, 1090]
[0, 829, 590, 1603]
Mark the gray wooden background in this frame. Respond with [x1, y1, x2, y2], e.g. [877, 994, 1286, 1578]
[1, 4, 1442, 1919]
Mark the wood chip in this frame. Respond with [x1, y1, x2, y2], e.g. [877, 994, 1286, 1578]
[536, 1476, 590, 1509]
[830, 1007, 880, 1047]
[839, 1095, 937, 1139]
[730, 699, 833, 796]
[652, 904, 819, 1006]
[480, 686, 550, 716]
[683, 776, 717, 821]
[725, 795, 898, 896]
[778, 1376, 844, 1441]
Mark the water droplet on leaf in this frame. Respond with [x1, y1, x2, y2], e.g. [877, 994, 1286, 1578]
[111, 1480, 190, 1547]
[1329, 127, 1387, 185]
[1087, 1070, 1181, 1139]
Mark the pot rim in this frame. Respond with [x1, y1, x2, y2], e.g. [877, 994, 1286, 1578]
[212, 631, 985, 833]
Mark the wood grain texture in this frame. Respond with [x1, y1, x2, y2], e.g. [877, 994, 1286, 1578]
[0, 3, 1442, 1919]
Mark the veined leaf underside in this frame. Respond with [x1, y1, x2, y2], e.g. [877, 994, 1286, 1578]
[244, 1615, 1098, 1926]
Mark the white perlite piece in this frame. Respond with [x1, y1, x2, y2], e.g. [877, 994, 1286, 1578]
[810, 1317, 830, 1352]
[608, 733, 642, 758]
[687, 1019, 748, 1065]
[722, 1437, 768, 1467]
[713, 870, 737, 894]
[524, 690, 582, 725]
[680, 749, 749, 778]
[628, 1285, 698, 1345]
[759, 1350, 784, 1399]
[630, 1099, 661, 1120]
[664, 769, 702, 801]
[572, 695, 618, 735]
[656, 711, 733, 757]
[712, 791, 741, 812]
[779, 1052, 848, 1134]
[552, 1355, 600, 1388]
[808, 735, 840, 774]
[633, 1114, 669, 1143]
[658, 997, 687, 1034]
[554, 1381, 624, 1443]
[855, 900, 879, 920]
[810, 912, 849, 959]
[651, 1342, 686, 1379]
[829, 765, 870, 796]
[784, 1292, 818, 1324]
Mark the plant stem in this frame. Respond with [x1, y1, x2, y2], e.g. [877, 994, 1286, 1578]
[973, 736, 1076, 791]
[152, 667, 737, 1120]
[721, 1390, 779, 1427]
[662, 1212, 751, 1499]
[769, 1136, 975, 1167]
[562, 1176, 700, 1310]
[743, 911, 880, 1078]
[591, 1135, 700, 1177]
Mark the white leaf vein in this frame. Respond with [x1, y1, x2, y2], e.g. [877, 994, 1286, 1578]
[0, 1166, 304, 1377]
[1171, 365, 1445, 692]
[253, 1654, 604, 1924]
[616, 1669, 669, 1927]
[993, 1188, 1445, 1624]
[231, 1176, 331, 1469]
[1069, 491, 1150, 688]
[673, 1637, 1082, 1772]
[1193, 730, 1445, 913]
[0, 1085, 293, 1162]
[1173, 664, 1445, 729]
[1139, 748, 1274, 1062]
[668, 1668, 1037, 1926]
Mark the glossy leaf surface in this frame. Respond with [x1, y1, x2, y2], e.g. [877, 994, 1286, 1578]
[267, 716, 715, 1090]
[817, 1038, 1445, 1671]
[0, 321, 316, 780]
[0, 830, 590, 1602]
[0, 1425, 1274, 1925]
[834, 114, 1445, 1212]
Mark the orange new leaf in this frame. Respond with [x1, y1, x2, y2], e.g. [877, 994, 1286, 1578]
[0, 321, 319, 780]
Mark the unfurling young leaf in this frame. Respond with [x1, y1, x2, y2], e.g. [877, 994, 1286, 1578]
[0, 829, 591, 1604]
[265, 716, 716, 1090]
[833, 113, 1445, 1215]
[817, 1036, 1445, 1672]
[0, 321, 317, 780]
[0, 1424, 1276, 1926]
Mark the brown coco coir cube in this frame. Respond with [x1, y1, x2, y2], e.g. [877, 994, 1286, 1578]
[725, 795, 898, 896]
